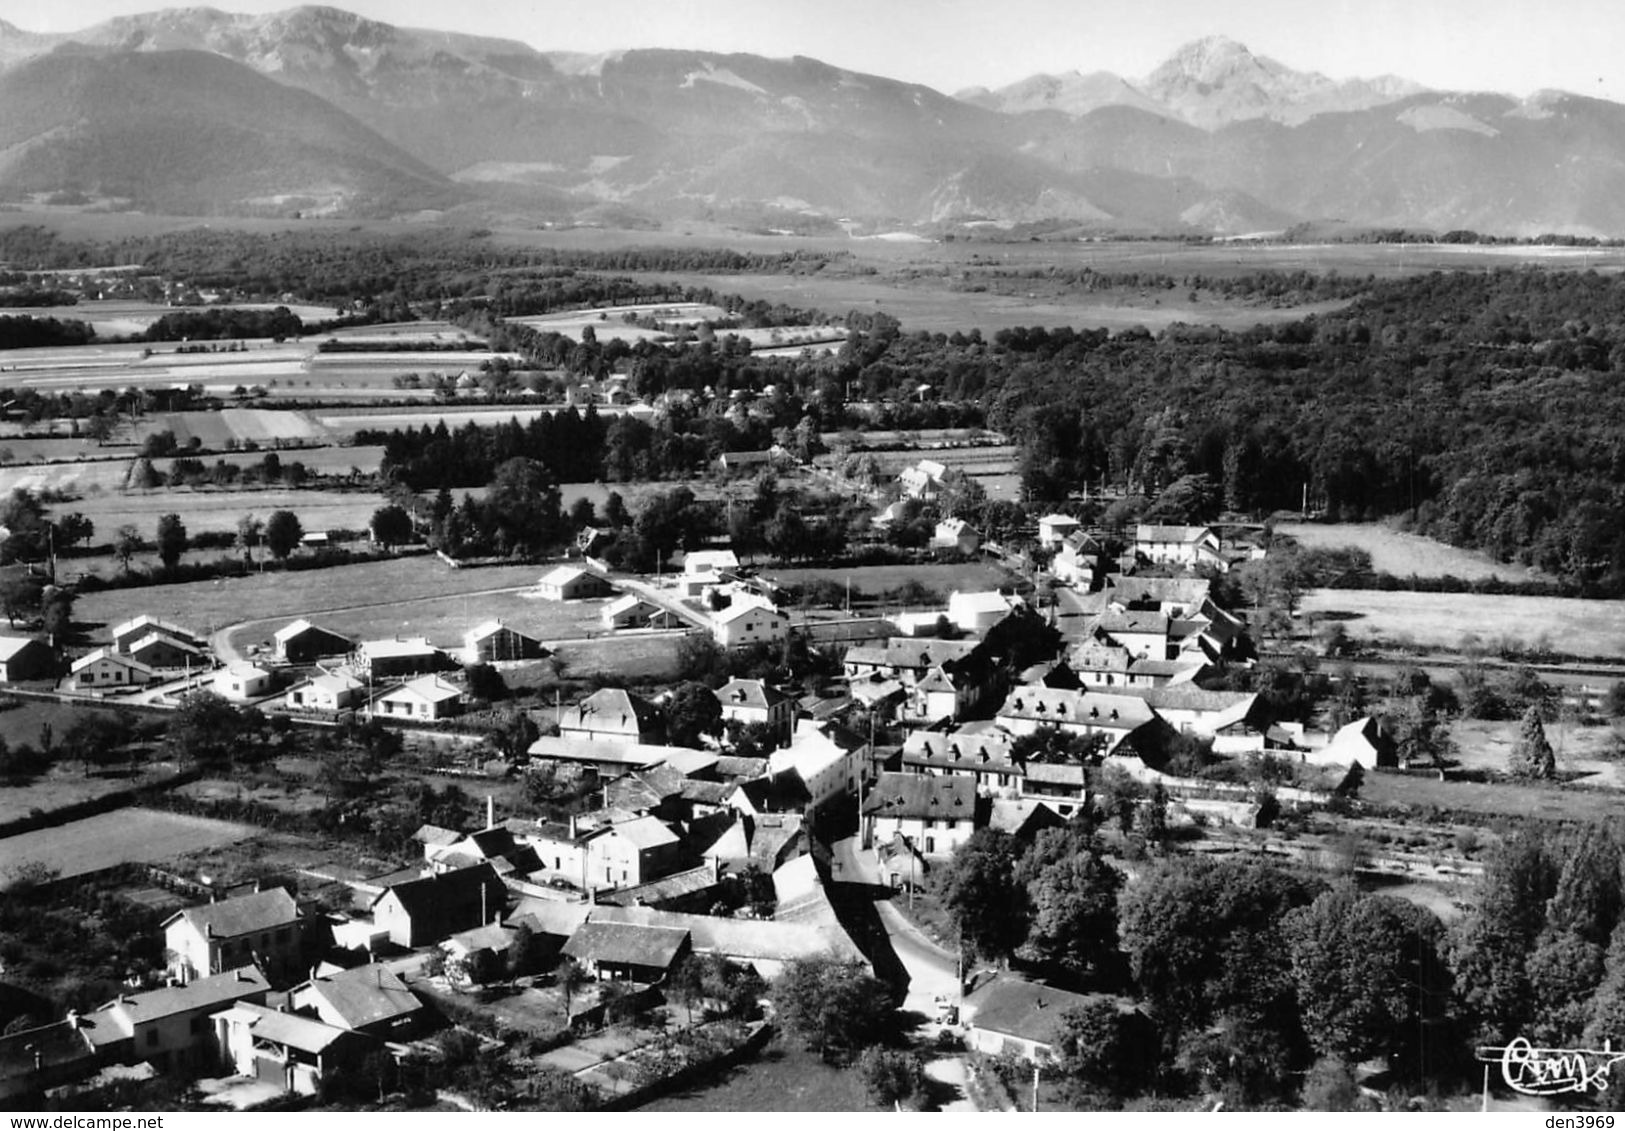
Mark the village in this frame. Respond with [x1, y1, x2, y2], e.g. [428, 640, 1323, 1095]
[0, 443, 1430, 1111]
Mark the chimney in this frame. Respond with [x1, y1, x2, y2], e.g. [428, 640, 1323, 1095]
[66, 1009, 80, 1030]
[486, 795, 495, 831]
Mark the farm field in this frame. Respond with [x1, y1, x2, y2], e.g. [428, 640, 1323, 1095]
[156, 408, 330, 447]
[0, 300, 344, 337]
[629, 271, 1356, 335]
[75, 557, 546, 645]
[53, 486, 388, 539]
[1449, 717, 1624, 787]
[549, 631, 685, 682]
[768, 561, 1019, 599]
[1359, 768, 1625, 825]
[1297, 589, 1625, 659]
[0, 807, 259, 881]
[0, 436, 134, 461]
[0, 769, 152, 827]
[224, 586, 609, 657]
[1277, 521, 1550, 583]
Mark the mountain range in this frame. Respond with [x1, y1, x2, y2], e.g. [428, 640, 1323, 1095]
[0, 7, 1621, 236]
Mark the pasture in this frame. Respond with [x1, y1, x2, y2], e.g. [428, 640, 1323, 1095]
[1277, 521, 1550, 583]
[53, 486, 387, 540]
[1297, 589, 1625, 659]
[75, 556, 546, 647]
[1450, 717, 1625, 788]
[1360, 768, 1625, 825]
[0, 807, 259, 881]
[223, 585, 609, 657]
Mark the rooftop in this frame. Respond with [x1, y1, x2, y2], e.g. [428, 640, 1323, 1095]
[861, 772, 977, 820]
[165, 888, 297, 941]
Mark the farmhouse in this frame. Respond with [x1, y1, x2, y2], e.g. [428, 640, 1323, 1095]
[354, 637, 445, 679]
[560, 687, 664, 744]
[376, 675, 463, 721]
[79, 966, 271, 1075]
[284, 671, 366, 712]
[111, 615, 205, 654]
[714, 678, 796, 747]
[163, 887, 302, 985]
[711, 596, 789, 648]
[562, 921, 691, 983]
[68, 648, 155, 691]
[963, 975, 1130, 1062]
[1134, 523, 1228, 572]
[273, 619, 355, 664]
[288, 964, 424, 1040]
[932, 518, 981, 554]
[125, 631, 205, 670]
[899, 459, 947, 500]
[862, 773, 980, 858]
[586, 815, 687, 889]
[213, 662, 274, 702]
[0, 634, 53, 682]
[461, 620, 546, 664]
[601, 594, 675, 631]
[369, 864, 507, 948]
[534, 565, 615, 602]
[1315, 715, 1399, 770]
[768, 719, 869, 812]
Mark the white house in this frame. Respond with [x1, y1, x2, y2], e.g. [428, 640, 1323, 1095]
[711, 596, 789, 648]
[947, 590, 1019, 634]
[769, 719, 869, 812]
[932, 518, 981, 554]
[535, 565, 614, 602]
[684, 550, 740, 577]
[601, 594, 671, 631]
[163, 887, 302, 984]
[714, 678, 796, 747]
[862, 772, 979, 858]
[376, 675, 463, 721]
[1036, 514, 1081, 548]
[214, 662, 274, 701]
[1134, 524, 1228, 571]
[898, 459, 947, 500]
[284, 671, 366, 713]
[69, 649, 155, 692]
[461, 621, 545, 664]
[110, 615, 204, 654]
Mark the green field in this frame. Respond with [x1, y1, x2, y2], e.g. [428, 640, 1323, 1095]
[1297, 589, 1625, 659]
[1278, 521, 1551, 583]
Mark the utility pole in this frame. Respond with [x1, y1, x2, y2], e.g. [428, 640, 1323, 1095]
[1032, 1065, 1040, 1113]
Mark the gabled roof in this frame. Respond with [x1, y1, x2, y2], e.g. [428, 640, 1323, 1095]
[712, 596, 786, 625]
[715, 678, 791, 712]
[383, 675, 462, 704]
[219, 661, 272, 681]
[604, 593, 660, 617]
[293, 963, 420, 1031]
[359, 636, 440, 659]
[413, 824, 464, 848]
[562, 687, 661, 736]
[370, 863, 505, 919]
[214, 1002, 351, 1054]
[843, 637, 981, 670]
[465, 619, 539, 643]
[111, 614, 202, 646]
[537, 565, 592, 588]
[273, 618, 352, 646]
[70, 648, 155, 676]
[1038, 513, 1080, 527]
[0, 635, 47, 661]
[164, 888, 298, 940]
[603, 815, 681, 851]
[307, 671, 365, 694]
[562, 920, 690, 969]
[127, 631, 204, 657]
[89, 966, 269, 1035]
[1135, 524, 1215, 544]
[998, 687, 1157, 731]
[965, 976, 1112, 1047]
[861, 772, 977, 821]
[684, 549, 740, 573]
[732, 769, 813, 813]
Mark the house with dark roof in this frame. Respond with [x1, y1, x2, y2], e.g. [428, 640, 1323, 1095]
[714, 678, 795, 747]
[163, 888, 301, 985]
[560, 687, 664, 745]
[354, 637, 446, 679]
[901, 727, 1026, 796]
[289, 963, 424, 1040]
[862, 773, 981, 858]
[0, 635, 53, 683]
[125, 631, 205, 671]
[562, 921, 691, 983]
[212, 1001, 368, 1098]
[462, 620, 547, 664]
[1134, 523, 1226, 571]
[110, 615, 205, 654]
[963, 975, 1135, 1062]
[80, 966, 271, 1075]
[273, 619, 355, 664]
[368, 864, 507, 948]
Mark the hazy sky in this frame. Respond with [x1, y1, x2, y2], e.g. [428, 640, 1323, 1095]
[14, 0, 1625, 102]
